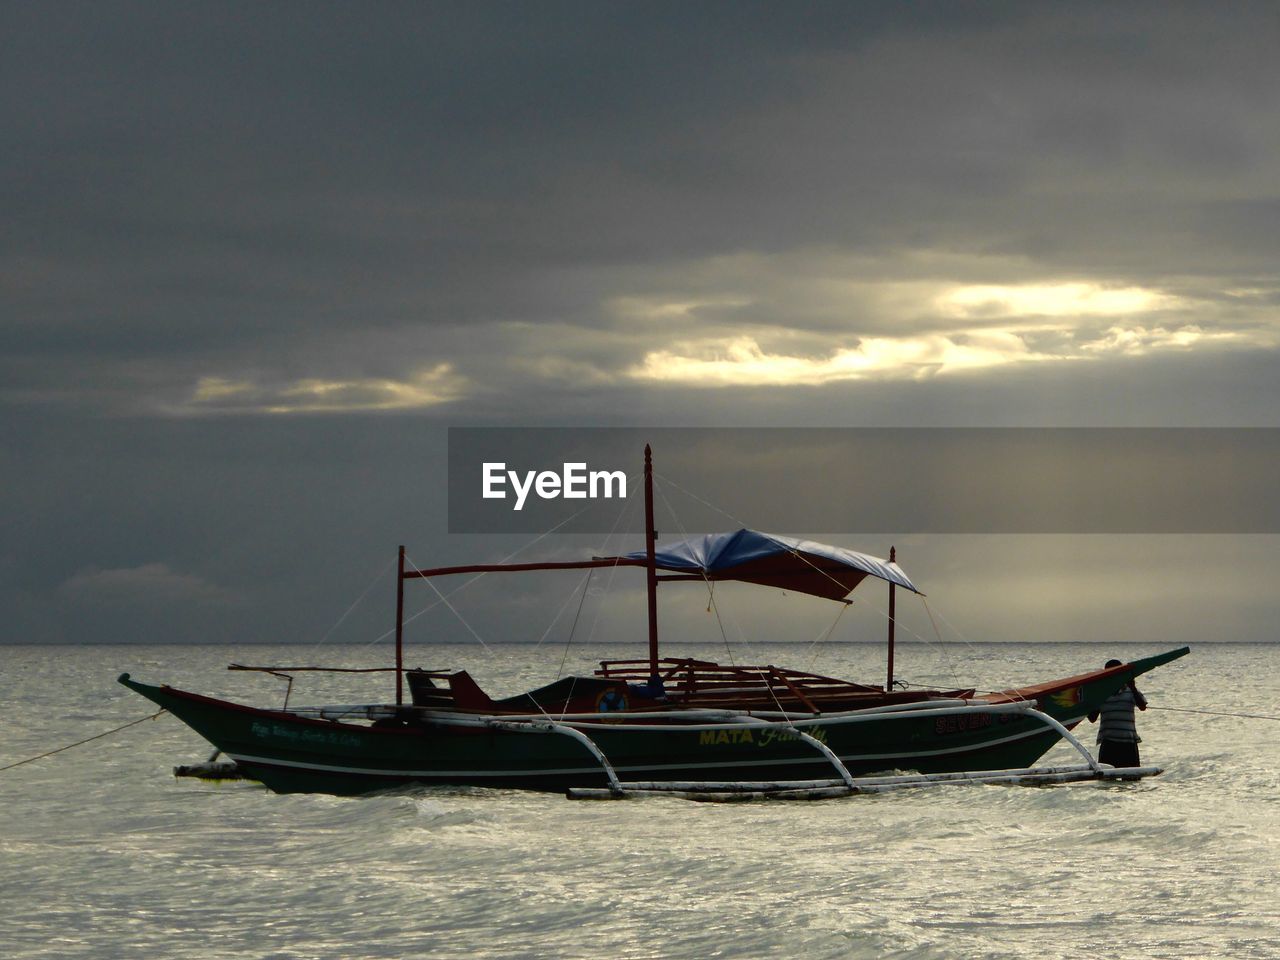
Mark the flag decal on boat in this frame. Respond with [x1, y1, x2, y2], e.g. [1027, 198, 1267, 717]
[1048, 686, 1083, 707]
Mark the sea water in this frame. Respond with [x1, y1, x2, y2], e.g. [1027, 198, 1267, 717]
[1, 641, 1277, 960]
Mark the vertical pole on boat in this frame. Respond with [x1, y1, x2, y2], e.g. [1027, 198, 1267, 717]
[395, 544, 406, 706]
[644, 444, 660, 682]
[886, 545, 896, 692]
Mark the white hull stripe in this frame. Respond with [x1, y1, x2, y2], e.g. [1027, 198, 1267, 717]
[229, 717, 1083, 780]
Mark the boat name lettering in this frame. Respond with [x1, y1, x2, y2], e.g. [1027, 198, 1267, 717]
[934, 713, 994, 735]
[250, 721, 362, 748]
[699, 728, 754, 746]
[697, 726, 828, 748]
[482, 462, 627, 511]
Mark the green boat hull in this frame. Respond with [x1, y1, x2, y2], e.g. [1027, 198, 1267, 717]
[119, 647, 1188, 796]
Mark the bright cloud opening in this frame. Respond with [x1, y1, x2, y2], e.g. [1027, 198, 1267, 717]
[608, 295, 754, 321]
[628, 320, 1257, 388]
[630, 331, 1057, 385]
[1080, 324, 1251, 355]
[184, 363, 466, 414]
[939, 282, 1179, 319]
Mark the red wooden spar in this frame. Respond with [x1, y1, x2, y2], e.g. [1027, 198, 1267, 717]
[395, 545, 406, 705]
[886, 545, 896, 692]
[643, 443, 660, 682]
[401, 558, 646, 578]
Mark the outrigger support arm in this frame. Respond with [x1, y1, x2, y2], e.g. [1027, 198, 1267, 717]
[735, 716, 858, 789]
[1021, 705, 1102, 773]
[482, 717, 624, 793]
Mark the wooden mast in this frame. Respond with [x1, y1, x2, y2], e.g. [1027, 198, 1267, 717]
[644, 444, 660, 681]
[395, 544, 405, 705]
[886, 545, 896, 692]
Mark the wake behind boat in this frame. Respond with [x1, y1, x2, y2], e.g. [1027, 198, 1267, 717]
[121, 446, 1189, 800]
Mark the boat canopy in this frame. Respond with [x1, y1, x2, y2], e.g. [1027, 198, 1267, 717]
[619, 529, 920, 602]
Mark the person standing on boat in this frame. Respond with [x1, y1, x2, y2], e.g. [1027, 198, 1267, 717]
[1088, 659, 1149, 768]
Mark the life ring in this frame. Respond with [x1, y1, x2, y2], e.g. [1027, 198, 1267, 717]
[596, 688, 628, 712]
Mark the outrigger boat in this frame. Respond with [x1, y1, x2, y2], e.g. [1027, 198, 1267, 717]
[121, 446, 1189, 800]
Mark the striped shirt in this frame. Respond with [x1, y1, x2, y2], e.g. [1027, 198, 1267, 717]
[1095, 686, 1147, 744]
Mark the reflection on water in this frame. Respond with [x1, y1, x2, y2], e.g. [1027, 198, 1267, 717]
[1, 642, 1277, 959]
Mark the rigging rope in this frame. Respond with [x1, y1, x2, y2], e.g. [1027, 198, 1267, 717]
[805, 603, 849, 672]
[0, 710, 167, 773]
[920, 599, 982, 659]
[653, 473, 869, 720]
[535, 569, 593, 652]
[655, 469, 932, 647]
[579, 475, 642, 652]
[312, 554, 397, 647]
[556, 569, 593, 681]
[654, 477, 736, 665]
[919, 597, 968, 693]
[1147, 706, 1280, 722]
[286, 553, 399, 667]
[703, 586, 738, 668]
[545, 474, 643, 724]
[362, 479, 641, 652]
[406, 553, 493, 652]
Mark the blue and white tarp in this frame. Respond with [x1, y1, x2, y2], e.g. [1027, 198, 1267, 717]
[623, 529, 920, 601]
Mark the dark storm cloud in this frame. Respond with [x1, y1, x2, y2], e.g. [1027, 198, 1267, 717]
[6, 1, 1278, 402]
[4, 2, 1279, 645]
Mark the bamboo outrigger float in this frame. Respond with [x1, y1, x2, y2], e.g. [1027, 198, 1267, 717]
[121, 446, 1190, 800]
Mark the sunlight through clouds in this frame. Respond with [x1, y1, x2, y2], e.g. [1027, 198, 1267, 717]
[608, 295, 754, 321]
[1079, 324, 1253, 355]
[618, 271, 1276, 388]
[183, 363, 466, 414]
[629, 330, 1059, 385]
[939, 282, 1179, 318]
[627, 321, 1263, 388]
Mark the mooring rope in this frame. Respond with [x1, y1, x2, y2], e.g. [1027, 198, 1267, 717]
[0, 709, 167, 773]
[1147, 706, 1280, 722]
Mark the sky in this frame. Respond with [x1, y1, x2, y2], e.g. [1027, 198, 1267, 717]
[4, 2, 1279, 655]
